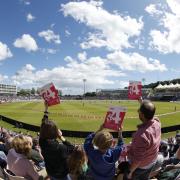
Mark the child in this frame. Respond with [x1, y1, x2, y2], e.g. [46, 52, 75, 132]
[68, 145, 89, 180]
[84, 124, 124, 180]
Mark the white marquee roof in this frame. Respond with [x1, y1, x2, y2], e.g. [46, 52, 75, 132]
[155, 83, 180, 89]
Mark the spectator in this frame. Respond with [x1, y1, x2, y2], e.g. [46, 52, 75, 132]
[162, 147, 180, 169]
[149, 140, 170, 178]
[174, 133, 180, 154]
[125, 99, 161, 180]
[159, 140, 170, 160]
[26, 136, 45, 169]
[84, 124, 124, 180]
[39, 101, 75, 180]
[167, 137, 176, 158]
[0, 151, 7, 169]
[67, 145, 89, 180]
[156, 162, 180, 180]
[7, 135, 42, 180]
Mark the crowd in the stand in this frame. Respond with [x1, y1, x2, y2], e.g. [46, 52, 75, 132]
[0, 99, 180, 180]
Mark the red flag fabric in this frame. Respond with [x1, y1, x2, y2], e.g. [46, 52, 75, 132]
[39, 83, 60, 106]
[103, 106, 126, 131]
[128, 81, 142, 100]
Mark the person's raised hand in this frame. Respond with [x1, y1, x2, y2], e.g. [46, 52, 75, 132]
[58, 129, 63, 138]
[58, 129, 66, 142]
[118, 127, 123, 140]
[138, 96, 143, 104]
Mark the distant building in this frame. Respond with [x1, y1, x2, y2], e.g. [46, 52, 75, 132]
[0, 84, 17, 95]
[153, 83, 180, 101]
[96, 88, 151, 99]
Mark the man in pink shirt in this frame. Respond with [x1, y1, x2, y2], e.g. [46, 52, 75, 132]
[126, 99, 161, 180]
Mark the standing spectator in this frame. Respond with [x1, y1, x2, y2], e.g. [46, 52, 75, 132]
[39, 101, 75, 180]
[84, 124, 124, 180]
[126, 99, 161, 180]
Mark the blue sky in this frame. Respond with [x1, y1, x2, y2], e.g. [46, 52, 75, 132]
[0, 0, 180, 95]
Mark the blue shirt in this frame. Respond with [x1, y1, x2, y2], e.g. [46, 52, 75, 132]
[84, 133, 124, 180]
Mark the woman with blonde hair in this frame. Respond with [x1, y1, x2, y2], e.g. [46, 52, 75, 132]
[7, 135, 42, 180]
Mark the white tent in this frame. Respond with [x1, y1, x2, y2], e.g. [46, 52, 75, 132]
[162, 84, 168, 89]
[155, 84, 164, 89]
[174, 83, 180, 89]
[168, 83, 175, 89]
[155, 83, 180, 90]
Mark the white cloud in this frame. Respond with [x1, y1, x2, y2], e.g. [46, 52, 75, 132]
[0, 42, 13, 61]
[107, 51, 167, 72]
[149, 0, 180, 54]
[26, 13, 35, 22]
[38, 30, 61, 44]
[13, 34, 38, 52]
[25, 2, 30, 5]
[167, 0, 180, 15]
[61, 1, 143, 51]
[77, 51, 87, 61]
[65, 30, 71, 37]
[25, 64, 36, 71]
[145, 4, 162, 16]
[0, 74, 8, 82]
[80, 33, 107, 49]
[40, 48, 58, 54]
[50, 23, 55, 28]
[12, 64, 36, 85]
[21, 0, 30, 5]
[11, 56, 125, 94]
[47, 49, 58, 54]
[149, 30, 170, 53]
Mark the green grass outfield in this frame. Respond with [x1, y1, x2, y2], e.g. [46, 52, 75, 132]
[0, 100, 180, 132]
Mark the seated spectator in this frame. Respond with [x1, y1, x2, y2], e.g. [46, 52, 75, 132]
[156, 163, 180, 180]
[31, 137, 45, 168]
[4, 136, 14, 152]
[149, 153, 164, 179]
[39, 101, 75, 180]
[174, 133, 180, 154]
[0, 150, 7, 169]
[24, 136, 45, 170]
[0, 142, 7, 155]
[162, 147, 180, 168]
[67, 145, 89, 180]
[159, 140, 170, 160]
[7, 135, 43, 180]
[84, 124, 124, 180]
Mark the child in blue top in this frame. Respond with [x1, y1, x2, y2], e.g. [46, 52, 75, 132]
[84, 124, 124, 180]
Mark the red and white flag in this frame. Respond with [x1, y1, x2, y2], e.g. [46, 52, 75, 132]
[38, 83, 60, 106]
[103, 106, 126, 131]
[128, 81, 142, 100]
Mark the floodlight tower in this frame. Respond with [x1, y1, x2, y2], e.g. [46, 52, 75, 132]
[83, 79, 86, 96]
[142, 78, 146, 86]
[15, 72, 19, 95]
